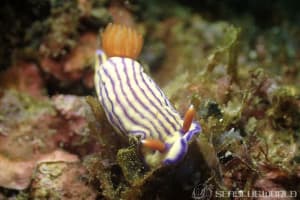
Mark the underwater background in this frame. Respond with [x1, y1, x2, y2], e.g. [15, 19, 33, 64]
[0, 0, 299, 199]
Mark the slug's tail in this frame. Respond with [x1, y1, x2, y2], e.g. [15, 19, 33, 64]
[101, 23, 143, 59]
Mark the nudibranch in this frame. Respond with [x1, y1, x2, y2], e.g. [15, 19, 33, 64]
[94, 23, 201, 167]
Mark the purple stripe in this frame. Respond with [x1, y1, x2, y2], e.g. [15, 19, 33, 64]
[137, 61, 180, 126]
[110, 59, 160, 139]
[122, 59, 173, 136]
[102, 63, 150, 135]
[141, 66, 181, 126]
[96, 50, 105, 65]
[98, 71, 127, 133]
[151, 78, 178, 113]
[131, 60, 179, 133]
[130, 130, 146, 139]
[183, 122, 201, 141]
[120, 59, 165, 140]
[98, 56, 103, 66]
[101, 86, 126, 133]
[97, 70, 116, 127]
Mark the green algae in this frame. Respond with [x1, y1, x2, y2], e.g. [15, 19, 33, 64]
[206, 25, 241, 81]
[116, 137, 145, 184]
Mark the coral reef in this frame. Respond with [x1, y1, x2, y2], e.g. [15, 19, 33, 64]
[0, 90, 100, 191]
[30, 162, 96, 200]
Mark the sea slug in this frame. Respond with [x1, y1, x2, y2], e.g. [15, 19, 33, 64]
[94, 23, 201, 167]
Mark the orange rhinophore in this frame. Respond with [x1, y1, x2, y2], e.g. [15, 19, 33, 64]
[101, 23, 143, 59]
[182, 105, 196, 133]
[141, 139, 166, 153]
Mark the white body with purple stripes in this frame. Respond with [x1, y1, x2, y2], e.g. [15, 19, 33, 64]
[94, 50, 201, 166]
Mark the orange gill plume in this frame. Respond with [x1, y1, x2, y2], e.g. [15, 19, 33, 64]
[101, 23, 143, 59]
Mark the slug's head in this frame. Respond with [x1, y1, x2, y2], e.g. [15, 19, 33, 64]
[141, 105, 201, 167]
[101, 23, 143, 59]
